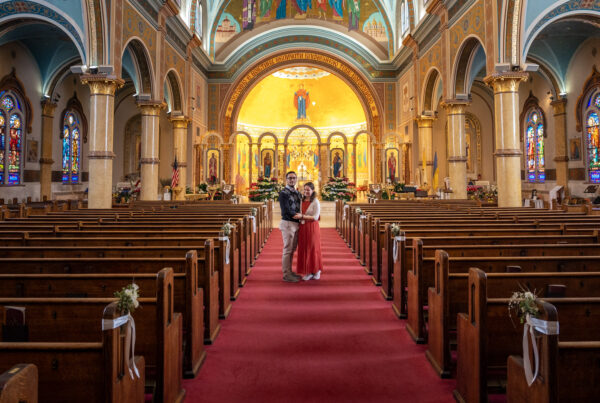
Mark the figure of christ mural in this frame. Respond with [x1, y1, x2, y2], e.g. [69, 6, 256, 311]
[329, 0, 344, 20]
[388, 152, 396, 182]
[264, 152, 272, 178]
[259, 0, 273, 19]
[276, 0, 287, 19]
[333, 151, 342, 177]
[209, 152, 218, 184]
[294, 84, 310, 120]
[316, 0, 327, 18]
[292, 0, 311, 18]
[348, 0, 360, 30]
[243, 0, 257, 30]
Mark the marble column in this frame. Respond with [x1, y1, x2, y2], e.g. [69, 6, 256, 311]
[551, 98, 569, 189]
[443, 101, 470, 199]
[80, 75, 124, 208]
[170, 116, 190, 199]
[416, 116, 435, 191]
[485, 72, 528, 207]
[39, 100, 57, 200]
[138, 101, 164, 200]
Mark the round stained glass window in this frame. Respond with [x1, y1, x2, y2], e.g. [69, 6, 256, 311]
[2, 96, 14, 111]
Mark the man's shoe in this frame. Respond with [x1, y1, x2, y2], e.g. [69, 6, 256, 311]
[291, 272, 302, 279]
[283, 274, 299, 282]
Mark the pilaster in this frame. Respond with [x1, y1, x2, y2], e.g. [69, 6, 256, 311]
[40, 100, 57, 200]
[551, 98, 569, 190]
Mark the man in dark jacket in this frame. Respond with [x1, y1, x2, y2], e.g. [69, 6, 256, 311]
[279, 171, 303, 282]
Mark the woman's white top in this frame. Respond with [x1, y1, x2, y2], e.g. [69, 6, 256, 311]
[302, 198, 320, 222]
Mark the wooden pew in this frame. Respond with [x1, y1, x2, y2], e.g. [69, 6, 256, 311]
[426, 249, 600, 377]
[0, 302, 146, 403]
[507, 301, 600, 403]
[0, 364, 38, 403]
[454, 268, 600, 403]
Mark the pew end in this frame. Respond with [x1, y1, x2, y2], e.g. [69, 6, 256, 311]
[0, 364, 37, 403]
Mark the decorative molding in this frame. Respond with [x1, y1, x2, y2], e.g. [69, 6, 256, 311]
[140, 157, 160, 165]
[484, 71, 528, 92]
[80, 75, 124, 95]
[88, 151, 116, 159]
[494, 148, 522, 157]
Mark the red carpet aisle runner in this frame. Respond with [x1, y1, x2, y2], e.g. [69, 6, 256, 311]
[183, 229, 456, 402]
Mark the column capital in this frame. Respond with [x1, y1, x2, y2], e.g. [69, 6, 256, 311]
[551, 97, 568, 114]
[80, 75, 124, 96]
[441, 99, 470, 114]
[484, 71, 528, 92]
[169, 116, 191, 128]
[41, 99, 57, 116]
[415, 115, 435, 127]
[137, 100, 166, 116]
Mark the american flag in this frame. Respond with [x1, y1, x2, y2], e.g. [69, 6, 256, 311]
[171, 157, 179, 188]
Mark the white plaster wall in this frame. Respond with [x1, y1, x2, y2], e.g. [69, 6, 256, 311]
[159, 109, 175, 186]
[113, 94, 139, 185]
[468, 86, 495, 182]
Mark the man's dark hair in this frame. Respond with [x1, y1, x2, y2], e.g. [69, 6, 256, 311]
[286, 171, 297, 179]
[303, 182, 317, 202]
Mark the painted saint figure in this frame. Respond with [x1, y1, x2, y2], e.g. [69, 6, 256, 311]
[316, 0, 327, 18]
[333, 151, 342, 178]
[276, 0, 287, 19]
[294, 84, 310, 120]
[388, 152, 397, 183]
[259, 0, 273, 19]
[292, 0, 311, 17]
[264, 152, 272, 178]
[329, 0, 344, 20]
[209, 152, 218, 183]
[348, 0, 360, 30]
[243, 0, 256, 30]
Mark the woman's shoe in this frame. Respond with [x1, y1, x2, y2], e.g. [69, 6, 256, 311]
[313, 271, 321, 280]
[303, 274, 314, 281]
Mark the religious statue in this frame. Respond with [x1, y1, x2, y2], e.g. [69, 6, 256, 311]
[209, 152, 218, 184]
[388, 153, 397, 183]
[329, 0, 344, 20]
[316, 0, 327, 18]
[348, 0, 360, 30]
[333, 151, 342, 178]
[264, 152, 272, 178]
[294, 84, 310, 120]
[276, 0, 287, 19]
[243, 0, 256, 30]
[292, 0, 311, 18]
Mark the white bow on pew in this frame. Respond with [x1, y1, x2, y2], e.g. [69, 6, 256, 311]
[522, 314, 559, 386]
[102, 313, 140, 379]
[393, 235, 405, 263]
[218, 236, 231, 265]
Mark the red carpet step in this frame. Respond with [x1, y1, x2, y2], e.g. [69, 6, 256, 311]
[183, 228, 455, 402]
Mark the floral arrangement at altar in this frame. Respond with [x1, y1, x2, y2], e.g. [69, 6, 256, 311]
[467, 184, 498, 203]
[321, 177, 356, 201]
[113, 179, 141, 203]
[249, 177, 282, 201]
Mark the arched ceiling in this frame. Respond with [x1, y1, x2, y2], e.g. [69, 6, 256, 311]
[207, 0, 397, 62]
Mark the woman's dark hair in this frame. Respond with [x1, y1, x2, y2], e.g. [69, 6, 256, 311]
[303, 182, 317, 202]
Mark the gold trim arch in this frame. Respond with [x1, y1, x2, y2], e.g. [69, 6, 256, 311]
[221, 49, 383, 182]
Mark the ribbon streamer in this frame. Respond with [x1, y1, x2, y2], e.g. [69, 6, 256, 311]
[522, 314, 559, 386]
[359, 215, 366, 232]
[102, 313, 140, 379]
[249, 216, 257, 233]
[393, 235, 405, 263]
[218, 236, 231, 265]
[343, 204, 349, 219]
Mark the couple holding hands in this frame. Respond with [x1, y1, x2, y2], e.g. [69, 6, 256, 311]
[279, 171, 324, 283]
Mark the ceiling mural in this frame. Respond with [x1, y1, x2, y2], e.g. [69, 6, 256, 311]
[211, 1, 392, 59]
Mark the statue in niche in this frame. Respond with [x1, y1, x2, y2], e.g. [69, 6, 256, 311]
[264, 152, 272, 178]
[388, 152, 397, 183]
[333, 151, 343, 178]
[208, 152, 218, 184]
[294, 83, 310, 120]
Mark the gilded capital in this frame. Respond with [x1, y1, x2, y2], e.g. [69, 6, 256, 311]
[81, 75, 125, 96]
[441, 100, 470, 115]
[484, 71, 528, 93]
[138, 101, 166, 116]
[41, 100, 57, 117]
[551, 98, 567, 115]
[415, 115, 435, 128]
[169, 116, 191, 129]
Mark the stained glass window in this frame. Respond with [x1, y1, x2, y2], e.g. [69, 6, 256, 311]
[587, 110, 600, 183]
[525, 108, 545, 182]
[0, 91, 23, 185]
[62, 112, 81, 183]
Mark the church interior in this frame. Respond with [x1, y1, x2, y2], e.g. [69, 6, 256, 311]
[1, 1, 600, 402]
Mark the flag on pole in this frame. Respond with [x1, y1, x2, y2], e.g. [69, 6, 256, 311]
[171, 157, 179, 188]
[432, 151, 439, 191]
[422, 148, 427, 187]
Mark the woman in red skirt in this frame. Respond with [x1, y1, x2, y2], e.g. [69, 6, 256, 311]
[296, 182, 324, 281]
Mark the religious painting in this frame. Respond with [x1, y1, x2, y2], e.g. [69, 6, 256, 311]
[570, 137, 582, 161]
[385, 148, 399, 183]
[215, 13, 240, 43]
[294, 83, 310, 122]
[206, 149, 220, 185]
[213, 1, 392, 57]
[261, 148, 275, 178]
[235, 134, 250, 194]
[330, 148, 344, 178]
[26, 139, 37, 162]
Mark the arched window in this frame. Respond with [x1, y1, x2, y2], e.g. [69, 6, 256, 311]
[584, 91, 600, 182]
[195, 1, 203, 38]
[401, 1, 410, 35]
[61, 111, 82, 183]
[0, 91, 24, 185]
[524, 108, 545, 182]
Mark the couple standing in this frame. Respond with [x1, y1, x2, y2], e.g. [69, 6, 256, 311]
[279, 171, 324, 282]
